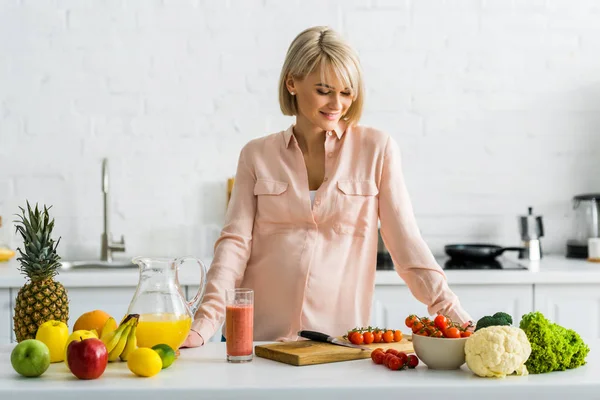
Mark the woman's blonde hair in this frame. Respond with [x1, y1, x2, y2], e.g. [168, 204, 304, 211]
[278, 26, 364, 126]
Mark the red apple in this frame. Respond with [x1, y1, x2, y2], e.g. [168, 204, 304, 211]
[66, 337, 108, 380]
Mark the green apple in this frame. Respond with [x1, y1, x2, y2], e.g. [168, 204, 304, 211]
[11, 339, 51, 377]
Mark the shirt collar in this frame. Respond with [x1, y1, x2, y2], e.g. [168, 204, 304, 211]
[283, 121, 347, 148]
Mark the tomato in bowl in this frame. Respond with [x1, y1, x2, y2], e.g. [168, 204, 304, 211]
[405, 314, 472, 370]
[411, 334, 469, 370]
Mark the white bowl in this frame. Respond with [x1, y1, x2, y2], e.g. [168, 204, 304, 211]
[411, 334, 469, 370]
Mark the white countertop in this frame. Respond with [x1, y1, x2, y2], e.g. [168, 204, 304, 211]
[0, 254, 599, 288]
[0, 340, 598, 399]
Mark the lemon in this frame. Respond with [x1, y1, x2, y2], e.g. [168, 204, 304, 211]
[152, 344, 176, 369]
[127, 348, 162, 377]
[35, 320, 69, 363]
[0, 248, 15, 262]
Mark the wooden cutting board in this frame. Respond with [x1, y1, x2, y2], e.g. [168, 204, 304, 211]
[255, 336, 414, 366]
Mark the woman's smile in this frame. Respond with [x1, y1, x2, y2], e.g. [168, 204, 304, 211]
[320, 111, 341, 121]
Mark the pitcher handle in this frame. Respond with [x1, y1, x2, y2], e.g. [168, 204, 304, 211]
[176, 256, 208, 316]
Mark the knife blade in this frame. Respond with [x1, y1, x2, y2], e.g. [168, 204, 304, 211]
[297, 330, 372, 351]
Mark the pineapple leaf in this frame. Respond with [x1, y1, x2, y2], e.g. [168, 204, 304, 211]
[13, 201, 62, 282]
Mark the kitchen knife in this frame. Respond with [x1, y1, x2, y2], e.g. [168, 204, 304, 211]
[297, 330, 371, 351]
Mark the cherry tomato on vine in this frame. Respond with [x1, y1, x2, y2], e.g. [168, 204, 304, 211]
[434, 315, 449, 331]
[393, 330, 403, 342]
[371, 349, 385, 364]
[444, 327, 461, 339]
[383, 330, 394, 343]
[349, 331, 364, 345]
[411, 321, 424, 333]
[373, 330, 383, 343]
[405, 315, 418, 328]
[363, 331, 374, 344]
[387, 356, 402, 370]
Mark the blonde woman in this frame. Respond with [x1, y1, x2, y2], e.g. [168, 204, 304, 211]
[182, 26, 473, 347]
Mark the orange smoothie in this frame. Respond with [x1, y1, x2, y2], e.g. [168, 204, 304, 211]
[225, 304, 254, 357]
[136, 313, 192, 350]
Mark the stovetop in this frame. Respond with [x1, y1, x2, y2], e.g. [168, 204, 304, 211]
[439, 257, 526, 270]
[376, 253, 527, 270]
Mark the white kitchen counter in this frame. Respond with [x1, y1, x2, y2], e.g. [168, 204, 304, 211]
[0, 340, 598, 399]
[0, 254, 599, 288]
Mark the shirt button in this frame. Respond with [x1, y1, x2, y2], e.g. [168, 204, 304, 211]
[327, 153, 333, 158]
[314, 199, 321, 206]
[323, 177, 328, 182]
[328, 131, 333, 136]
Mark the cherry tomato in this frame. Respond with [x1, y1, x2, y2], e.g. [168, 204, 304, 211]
[431, 329, 444, 338]
[434, 315, 448, 331]
[384, 353, 395, 367]
[383, 330, 394, 343]
[397, 351, 409, 366]
[407, 354, 419, 369]
[349, 331, 364, 345]
[393, 330, 403, 342]
[411, 322, 424, 333]
[387, 356, 402, 370]
[418, 328, 430, 336]
[444, 327, 461, 339]
[371, 349, 385, 364]
[363, 331, 374, 344]
[421, 317, 431, 326]
[405, 315, 418, 328]
[385, 348, 399, 356]
[373, 330, 383, 343]
[461, 330, 472, 338]
[373, 347, 384, 353]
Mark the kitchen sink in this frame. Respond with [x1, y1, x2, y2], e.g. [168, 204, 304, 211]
[59, 260, 137, 270]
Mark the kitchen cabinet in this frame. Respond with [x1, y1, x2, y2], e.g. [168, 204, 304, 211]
[534, 284, 600, 340]
[371, 284, 534, 331]
[1, 289, 9, 344]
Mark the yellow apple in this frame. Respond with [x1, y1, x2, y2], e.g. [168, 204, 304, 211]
[35, 320, 69, 363]
[64, 329, 98, 369]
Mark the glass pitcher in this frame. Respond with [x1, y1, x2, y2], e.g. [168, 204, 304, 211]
[127, 256, 207, 351]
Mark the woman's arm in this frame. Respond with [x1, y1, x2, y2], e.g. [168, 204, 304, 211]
[377, 135, 472, 325]
[182, 144, 257, 347]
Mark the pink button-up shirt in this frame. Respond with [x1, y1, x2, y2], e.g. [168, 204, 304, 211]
[192, 123, 472, 342]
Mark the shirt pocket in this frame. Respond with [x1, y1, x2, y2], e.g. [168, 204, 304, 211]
[334, 180, 379, 236]
[253, 179, 292, 232]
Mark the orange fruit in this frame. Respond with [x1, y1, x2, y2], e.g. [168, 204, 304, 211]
[73, 310, 113, 337]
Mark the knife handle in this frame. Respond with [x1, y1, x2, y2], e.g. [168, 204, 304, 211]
[297, 330, 331, 343]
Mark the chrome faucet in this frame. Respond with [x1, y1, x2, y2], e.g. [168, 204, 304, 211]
[101, 158, 125, 262]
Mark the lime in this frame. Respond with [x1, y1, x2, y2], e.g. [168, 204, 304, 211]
[152, 344, 176, 369]
[127, 348, 162, 377]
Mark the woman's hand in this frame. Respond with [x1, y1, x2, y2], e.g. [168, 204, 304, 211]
[462, 320, 475, 333]
[180, 329, 204, 348]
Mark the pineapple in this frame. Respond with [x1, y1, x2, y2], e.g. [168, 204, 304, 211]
[13, 201, 69, 342]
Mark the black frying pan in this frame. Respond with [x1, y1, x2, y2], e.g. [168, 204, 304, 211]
[445, 244, 524, 261]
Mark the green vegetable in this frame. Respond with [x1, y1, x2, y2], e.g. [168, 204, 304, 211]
[519, 312, 590, 374]
[475, 312, 513, 332]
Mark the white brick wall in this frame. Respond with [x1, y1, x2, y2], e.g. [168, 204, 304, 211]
[1, 0, 599, 261]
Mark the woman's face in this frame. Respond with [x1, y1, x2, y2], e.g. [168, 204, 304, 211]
[287, 65, 353, 132]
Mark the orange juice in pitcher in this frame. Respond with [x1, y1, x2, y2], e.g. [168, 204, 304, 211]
[136, 313, 192, 350]
[127, 257, 207, 350]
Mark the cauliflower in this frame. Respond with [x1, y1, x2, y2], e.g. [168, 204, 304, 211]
[465, 325, 531, 378]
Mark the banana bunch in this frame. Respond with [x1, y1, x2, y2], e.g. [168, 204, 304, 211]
[100, 313, 140, 362]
